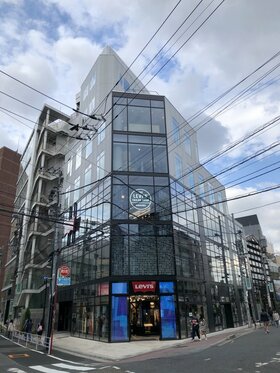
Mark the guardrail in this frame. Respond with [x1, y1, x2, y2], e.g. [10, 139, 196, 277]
[1, 325, 50, 353]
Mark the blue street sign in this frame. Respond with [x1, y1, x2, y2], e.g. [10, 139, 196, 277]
[57, 276, 71, 286]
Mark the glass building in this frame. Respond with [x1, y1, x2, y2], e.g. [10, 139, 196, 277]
[53, 47, 248, 342]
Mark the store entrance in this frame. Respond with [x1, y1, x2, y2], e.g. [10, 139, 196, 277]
[130, 295, 160, 339]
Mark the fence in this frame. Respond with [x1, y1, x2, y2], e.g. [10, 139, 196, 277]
[0, 324, 51, 353]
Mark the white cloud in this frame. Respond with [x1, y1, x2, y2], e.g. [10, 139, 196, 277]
[0, 0, 279, 249]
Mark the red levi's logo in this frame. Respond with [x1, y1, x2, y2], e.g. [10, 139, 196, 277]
[132, 281, 156, 293]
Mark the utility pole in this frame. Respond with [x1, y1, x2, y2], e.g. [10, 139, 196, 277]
[46, 169, 62, 354]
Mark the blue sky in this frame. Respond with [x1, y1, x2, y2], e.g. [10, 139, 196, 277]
[0, 0, 279, 249]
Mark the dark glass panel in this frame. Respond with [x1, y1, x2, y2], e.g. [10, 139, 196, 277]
[112, 185, 128, 219]
[128, 144, 153, 172]
[113, 143, 128, 171]
[151, 108, 165, 134]
[153, 145, 168, 173]
[128, 106, 151, 132]
[113, 105, 127, 131]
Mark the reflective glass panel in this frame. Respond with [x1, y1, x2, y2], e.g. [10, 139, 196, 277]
[159, 282, 175, 293]
[113, 105, 127, 131]
[111, 296, 129, 341]
[128, 106, 151, 132]
[151, 108, 165, 134]
[160, 295, 177, 339]
[112, 282, 128, 294]
[128, 144, 153, 172]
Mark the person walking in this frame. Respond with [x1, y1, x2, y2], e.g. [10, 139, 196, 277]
[190, 315, 200, 341]
[7, 320, 14, 339]
[260, 309, 270, 334]
[24, 318, 33, 341]
[37, 321, 43, 342]
[199, 317, 207, 340]
[272, 310, 280, 327]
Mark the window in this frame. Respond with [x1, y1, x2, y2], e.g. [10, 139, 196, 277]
[197, 174, 204, 197]
[85, 165, 91, 192]
[89, 97, 95, 114]
[113, 105, 127, 131]
[175, 154, 183, 179]
[89, 72, 96, 90]
[98, 121, 105, 144]
[151, 108, 165, 133]
[85, 140, 92, 158]
[113, 143, 127, 171]
[76, 145, 82, 170]
[184, 131, 191, 155]
[67, 157, 72, 176]
[129, 143, 153, 172]
[172, 118, 180, 144]
[74, 176, 80, 202]
[64, 186, 70, 208]
[188, 170, 195, 189]
[97, 152, 105, 179]
[153, 145, 168, 173]
[128, 106, 151, 132]
[83, 85, 89, 100]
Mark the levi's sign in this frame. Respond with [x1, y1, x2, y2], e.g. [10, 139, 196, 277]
[132, 281, 156, 293]
[130, 189, 151, 210]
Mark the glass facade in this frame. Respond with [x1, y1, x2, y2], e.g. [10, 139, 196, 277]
[57, 92, 246, 343]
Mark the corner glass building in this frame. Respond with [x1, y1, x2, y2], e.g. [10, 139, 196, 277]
[57, 47, 247, 342]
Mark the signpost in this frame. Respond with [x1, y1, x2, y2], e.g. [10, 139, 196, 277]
[57, 265, 71, 286]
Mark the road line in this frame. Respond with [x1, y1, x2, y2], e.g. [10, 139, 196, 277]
[53, 363, 95, 371]
[30, 349, 44, 354]
[29, 366, 69, 373]
[8, 369, 28, 373]
[99, 367, 112, 370]
[49, 355, 96, 366]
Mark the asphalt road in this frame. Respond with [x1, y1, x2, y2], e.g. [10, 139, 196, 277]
[1, 327, 280, 373]
[0, 334, 127, 372]
[116, 327, 280, 373]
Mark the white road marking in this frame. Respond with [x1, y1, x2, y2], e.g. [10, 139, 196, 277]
[30, 348, 44, 354]
[204, 358, 211, 361]
[8, 369, 27, 373]
[29, 366, 69, 373]
[112, 367, 121, 370]
[53, 363, 95, 371]
[49, 355, 96, 366]
[255, 362, 269, 367]
[99, 367, 112, 370]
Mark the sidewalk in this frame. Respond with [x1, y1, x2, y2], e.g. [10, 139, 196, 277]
[53, 325, 253, 362]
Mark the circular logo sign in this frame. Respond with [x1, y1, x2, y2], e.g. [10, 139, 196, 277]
[59, 265, 71, 277]
[130, 189, 151, 210]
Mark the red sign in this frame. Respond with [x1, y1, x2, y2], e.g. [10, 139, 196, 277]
[59, 265, 71, 277]
[132, 281, 156, 293]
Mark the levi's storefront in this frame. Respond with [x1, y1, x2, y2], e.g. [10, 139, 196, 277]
[111, 280, 177, 342]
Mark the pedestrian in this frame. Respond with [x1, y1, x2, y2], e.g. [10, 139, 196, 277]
[199, 317, 207, 340]
[190, 315, 200, 341]
[24, 318, 33, 341]
[260, 309, 270, 334]
[37, 321, 43, 342]
[272, 310, 280, 328]
[7, 320, 14, 339]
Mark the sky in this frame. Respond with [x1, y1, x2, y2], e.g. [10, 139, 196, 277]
[0, 0, 279, 251]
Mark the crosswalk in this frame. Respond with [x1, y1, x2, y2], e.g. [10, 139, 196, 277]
[8, 363, 135, 373]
